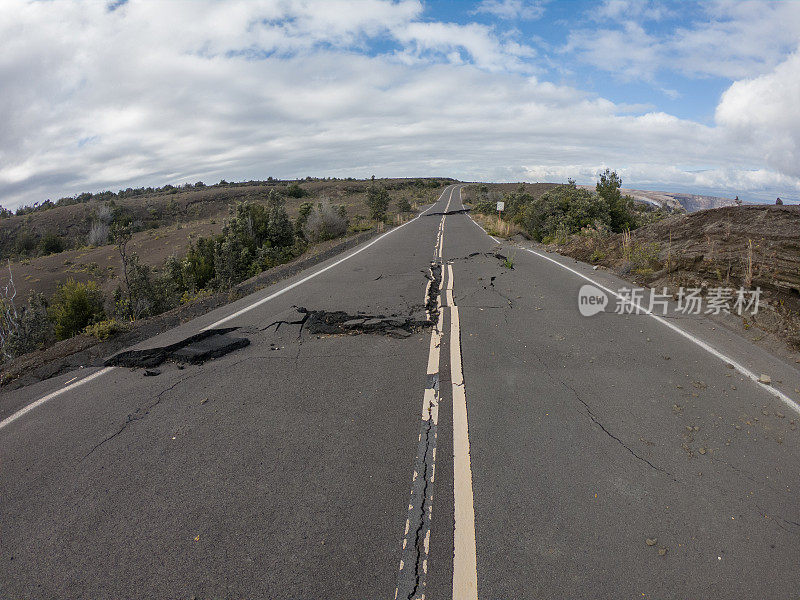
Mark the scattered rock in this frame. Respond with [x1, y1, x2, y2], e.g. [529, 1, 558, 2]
[658, 547, 668, 556]
[646, 538, 657, 546]
[144, 369, 161, 377]
[759, 374, 772, 385]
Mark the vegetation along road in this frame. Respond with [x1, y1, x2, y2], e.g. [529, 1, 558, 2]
[2, 184, 800, 598]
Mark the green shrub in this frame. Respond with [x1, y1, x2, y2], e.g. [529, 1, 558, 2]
[14, 231, 37, 256]
[630, 241, 661, 275]
[85, 318, 128, 340]
[286, 183, 306, 198]
[511, 173, 638, 242]
[590, 249, 606, 263]
[295, 201, 315, 236]
[397, 197, 412, 213]
[39, 232, 66, 255]
[365, 184, 390, 220]
[49, 279, 105, 340]
[211, 192, 298, 288]
[184, 237, 216, 290]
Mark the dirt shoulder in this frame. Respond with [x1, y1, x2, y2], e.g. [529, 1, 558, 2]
[0, 226, 386, 392]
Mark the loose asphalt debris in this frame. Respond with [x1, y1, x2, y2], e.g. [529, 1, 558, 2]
[426, 262, 442, 320]
[296, 307, 430, 339]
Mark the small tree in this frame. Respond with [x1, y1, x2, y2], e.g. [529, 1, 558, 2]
[6, 292, 53, 356]
[366, 184, 390, 220]
[265, 190, 295, 248]
[397, 197, 412, 213]
[596, 169, 635, 232]
[113, 223, 134, 316]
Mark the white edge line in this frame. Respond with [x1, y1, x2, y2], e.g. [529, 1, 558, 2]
[1, 186, 458, 432]
[0, 366, 115, 431]
[467, 212, 800, 416]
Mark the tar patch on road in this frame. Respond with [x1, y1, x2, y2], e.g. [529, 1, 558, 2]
[104, 328, 250, 368]
[425, 207, 471, 216]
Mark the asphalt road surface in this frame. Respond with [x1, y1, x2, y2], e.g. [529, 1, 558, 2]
[3, 185, 800, 599]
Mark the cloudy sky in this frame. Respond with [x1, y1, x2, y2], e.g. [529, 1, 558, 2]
[2, 0, 799, 209]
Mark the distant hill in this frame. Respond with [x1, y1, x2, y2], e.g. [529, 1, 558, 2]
[579, 186, 737, 212]
[622, 189, 739, 212]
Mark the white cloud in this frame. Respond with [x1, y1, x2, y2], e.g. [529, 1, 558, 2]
[566, 0, 800, 80]
[593, 0, 673, 22]
[473, 0, 546, 21]
[716, 50, 800, 180]
[0, 0, 798, 209]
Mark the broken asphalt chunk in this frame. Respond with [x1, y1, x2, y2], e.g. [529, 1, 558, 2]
[105, 328, 249, 369]
[295, 307, 430, 337]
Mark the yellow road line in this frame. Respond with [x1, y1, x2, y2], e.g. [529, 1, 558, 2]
[447, 263, 478, 600]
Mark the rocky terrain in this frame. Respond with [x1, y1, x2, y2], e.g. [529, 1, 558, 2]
[556, 203, 800, 353]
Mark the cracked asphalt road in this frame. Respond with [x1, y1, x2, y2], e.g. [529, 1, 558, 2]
[3, 185, 800, 598]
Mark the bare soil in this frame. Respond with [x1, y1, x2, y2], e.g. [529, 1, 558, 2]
[1, 178, 448, 301]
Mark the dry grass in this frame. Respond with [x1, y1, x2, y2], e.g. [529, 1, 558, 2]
[473, 214, 525, 239]
[743, 238, 754, 289]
